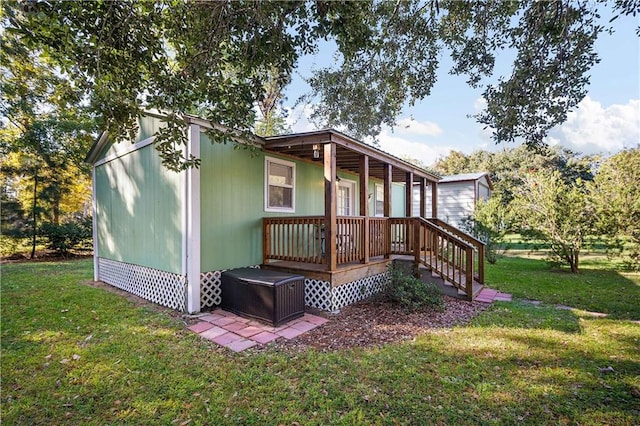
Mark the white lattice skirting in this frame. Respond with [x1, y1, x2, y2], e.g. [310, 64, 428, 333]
[200, 266, 260, 309]
[200, 267, 390, 313]
[332, 271, 390, 311]
[98, 258, 186, 311]
[303, 271, 391, 312]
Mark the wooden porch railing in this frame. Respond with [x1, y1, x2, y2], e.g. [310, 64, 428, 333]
[263, 216, 485, 299]
[426, 218, 485, 285]
[262, 216, 325, 264]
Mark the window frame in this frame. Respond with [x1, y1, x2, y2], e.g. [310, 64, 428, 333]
[337, 178, 357, 216]
[374, 183, 384, 217]
[264, 156, 296, 213]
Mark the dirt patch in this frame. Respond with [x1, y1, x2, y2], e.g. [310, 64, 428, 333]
[268, 296, 489, 352]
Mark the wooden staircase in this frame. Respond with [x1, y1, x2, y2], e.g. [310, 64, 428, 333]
[390, 218, 486, 301]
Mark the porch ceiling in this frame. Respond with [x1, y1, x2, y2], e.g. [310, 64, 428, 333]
[263, 129, 439, 183]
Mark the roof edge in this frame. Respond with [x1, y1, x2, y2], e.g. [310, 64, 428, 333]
[265, 128, 441, 181]
[85, 131, 110, 165]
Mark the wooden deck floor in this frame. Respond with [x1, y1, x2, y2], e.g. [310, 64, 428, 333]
[262, 256, 393, 287]
[264, 253, 483, 300]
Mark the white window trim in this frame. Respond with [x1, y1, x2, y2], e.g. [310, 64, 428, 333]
[337, 178, 357, 216]
[374, 183, 384, 217]
[265, 156, 296, 212]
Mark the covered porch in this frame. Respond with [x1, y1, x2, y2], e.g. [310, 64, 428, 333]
[260, 130, 485, 300]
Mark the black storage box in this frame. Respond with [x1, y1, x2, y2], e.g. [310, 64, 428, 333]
[220, 268, 305, 326]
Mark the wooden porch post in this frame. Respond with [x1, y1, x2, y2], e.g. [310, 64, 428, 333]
[324, 142, 337, 271]
[359, 155, 370, 264]
[383, 164, 392, 258]
[383, 164, 392, 217]
[405, 172, 413, 217]
[419, 177, 426, 218]
[431, 181, 438, 219]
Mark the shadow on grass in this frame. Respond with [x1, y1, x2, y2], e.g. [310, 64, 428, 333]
[486, 255, 640, 320]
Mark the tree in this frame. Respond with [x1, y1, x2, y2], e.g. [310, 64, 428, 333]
[0, 27, 95, 257]
[434, 150, 469, 176]
[590, 147, 640, 269]
[462, 196, 513, 264]
[2, 0, 636, 170]
[512, 171, 594, 273]
[254, 66, 291, 137]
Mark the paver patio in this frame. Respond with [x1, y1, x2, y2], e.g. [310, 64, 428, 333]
[188, 309, 329, 352]
[190, 289, 512, 352]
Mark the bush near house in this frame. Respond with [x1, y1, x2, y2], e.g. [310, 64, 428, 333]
[386, 265, 444, 311]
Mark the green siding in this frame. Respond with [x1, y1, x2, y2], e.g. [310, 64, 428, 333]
[138, 115, 165, 141]
[366, 180, 406, 217]
[199, 134, 334, 271]
[199, 134, 370, 271]
[95, 143, 183, 274]
[101, 115, 165, 159]
[392, 183, 406, 217]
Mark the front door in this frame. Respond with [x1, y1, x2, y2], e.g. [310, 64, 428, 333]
[337, 180, 356, 216]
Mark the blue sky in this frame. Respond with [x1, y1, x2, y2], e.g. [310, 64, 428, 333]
[284, 12, 639, 165]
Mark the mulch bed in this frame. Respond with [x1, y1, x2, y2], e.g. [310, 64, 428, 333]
[83, 278, 489, 353]
[267, 296, 489, 352]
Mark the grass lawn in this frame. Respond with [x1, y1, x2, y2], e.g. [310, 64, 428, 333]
[2, 258, 639, 425]
[487, 254, 640, 320]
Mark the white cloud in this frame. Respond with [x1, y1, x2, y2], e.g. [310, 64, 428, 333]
[377, 129, 455, 165]
[284, 103, 319, 133]
[473, 97, 487, 112]
[395, 117, 443, 137]
[548, 96, 640, 154]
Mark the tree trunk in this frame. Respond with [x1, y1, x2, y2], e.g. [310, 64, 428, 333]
[52, 196, 60, 225]
[570, 250, 579, 273]
[30, 170, 38, 259]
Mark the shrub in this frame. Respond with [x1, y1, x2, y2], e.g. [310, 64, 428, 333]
[386, 265, 444, 312]
[0, 235, 25, 257]
[40, 217, 92, 256]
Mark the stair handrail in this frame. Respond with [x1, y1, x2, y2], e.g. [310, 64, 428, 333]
[425, 218, 485, 248]
[425, 218, 485, 285]
[413, 217, 474, 249]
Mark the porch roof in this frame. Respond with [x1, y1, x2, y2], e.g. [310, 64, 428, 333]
[262, 129, 439, 183]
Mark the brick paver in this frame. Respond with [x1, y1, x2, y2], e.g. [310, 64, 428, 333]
[189, 309, 328, 352]
[226, 339, 258, 352]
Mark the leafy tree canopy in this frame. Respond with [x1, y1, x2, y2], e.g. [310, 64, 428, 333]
[590, 147, 640, 268]
[2, 0, 636, 170]
[512, 170, 593, 273]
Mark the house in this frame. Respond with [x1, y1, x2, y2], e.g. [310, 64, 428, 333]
[413, 173, 492, 229]
[86, 113, 485, 314]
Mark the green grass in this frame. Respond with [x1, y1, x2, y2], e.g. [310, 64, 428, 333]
[487, 254, 640, 320]
[2, 258, 639, 425]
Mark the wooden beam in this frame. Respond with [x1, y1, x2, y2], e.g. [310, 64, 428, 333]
[405, 172, 413, 217]
[383, 164, 392, 218]
[359, 155, 369, 216]
[383, 164, 392, 259]
[419, 177, 426, 218]
[264, 130, 440, 182]
[359, 155, 370, 264]
[324, 143, 337, 271]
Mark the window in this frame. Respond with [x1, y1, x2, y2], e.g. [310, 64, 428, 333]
[374, 183, 384, 216]
[265, 157, 295, 212]
[337, 180, 356, 216]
